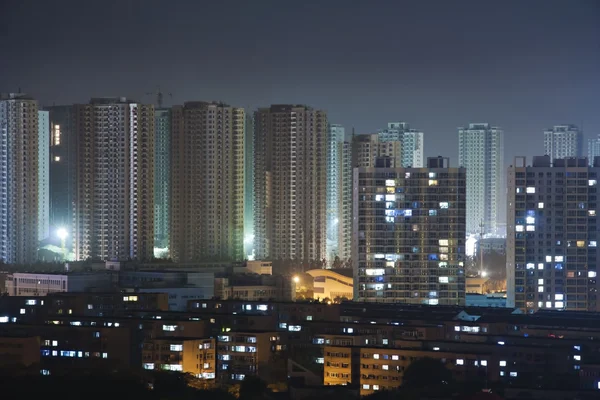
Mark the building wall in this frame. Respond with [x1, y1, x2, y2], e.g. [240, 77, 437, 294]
[353, 157, 466, 304]
[327, 124, 345, 262]
[254, 105, 327, 263]
[507, 156, 600, 312]
[4, 272, 113, 296]
[0, 336, 40, 367]
[458, 123, 504, 235]
[307, 269, 353, 300]
[38, 110, 50, 242]
[588, 135, 600, 166]
[140, 287, 214, 311]
[244, 113, 255, 258]
[142, 338, 216, 379]
[73, 98, 154, 261]
[46, 105, 76, 246]
[0, 94, 39, 264]
[171, 102, 245, 263]
[154, 108, 171, 251]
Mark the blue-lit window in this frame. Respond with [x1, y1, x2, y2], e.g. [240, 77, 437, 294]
[429, 210, 437, 216]
[429, 254, 439, 261]
[527, 210, 535, 217]
[41, 350, 50, 356]
[555, 263, 563, 270]
[412, 202, 420, 208]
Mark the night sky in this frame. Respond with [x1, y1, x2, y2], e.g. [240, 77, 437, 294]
[1, 0, 599, 166]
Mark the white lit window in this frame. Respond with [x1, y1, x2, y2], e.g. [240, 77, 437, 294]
[456, 359, 464, 365]
[439, 202, 449, 209]
[546, 255, 552, 262]
[499, 361, 506, 367]
[500, 371, 505, 376]
[316, 357, 324, 364]
[362, 385, 370, 390]
[439, 277, 449, 283]
[589, 210, 596, 217]
[555, 256, 564, 262]
[538, 263, 544, 270]
[538, 279, 544, 285]
[589, 271, 597, 278]
[373, 354, 379, 360]
[382, 365, 389, 370]
[538, 202, 544, 209]
[433, 347, 440, 351]
[385, 179, 395, 187]
[170, 344, 183, 352]
[510, 372, 518, 377]
[392, 355, 399, 360]
[375, 195, 384, 202]
[546, 301, 552, 308]
[20, 308, 25, 314]
[589, 180, 597, 186]
[385, 194, 396, 201]
[526, 225, 535, 231]
[555, 301, 564, 308]
[555, 294, 564, 300]
[526, 216, 535, 224]
[0, 316, 8, 324]
[538, 301, 543, 307]
[526, 263, 535, 270]
[526, 187, 536, 193]
[143, 363, 154, 370]
[574, 355, 581, 361]
[52, 341, 58, 347]
[538, 286, 544, 293]
[373, 385, 379, 391]
[516, 225, 524, 232]
[163, 325, 177, 331]
[481, 360, 487, 366]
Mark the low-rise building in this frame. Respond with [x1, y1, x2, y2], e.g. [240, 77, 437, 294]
[0, 335, 40, 367]
[306, 269, 353, 300]
[4, 272, 114, 296]
[142, 337, 216, 380]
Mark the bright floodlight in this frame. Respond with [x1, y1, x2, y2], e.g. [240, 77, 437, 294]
[57, 228, 68, 240]
[481, 271, 488, 278]
[293, 276, 300, 283]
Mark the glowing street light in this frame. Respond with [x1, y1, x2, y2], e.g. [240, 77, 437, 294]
[57, 227, 68, 261]
[293, 276, 300, 284]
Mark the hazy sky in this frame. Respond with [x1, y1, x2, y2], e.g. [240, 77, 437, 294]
[1, 0, 599, 166]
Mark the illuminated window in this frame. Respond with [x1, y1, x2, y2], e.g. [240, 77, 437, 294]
[516, 225, 524, 232]
[589, 180, 597, 186]
[526, 187, 536, 193]
[555, 301, 564, 308]
[54, 156, 60, 162]
[428, 179, 438, 186]
[577, 241, 585, 248]
[439, 277, 449, 283]
[373, 385, 379, 391]
[382, 365, 389, 370]
[456, 359, 464, 365]
[499, 361, 506, 367]
[555, 256, 564, 262]
[429, 172, 436, 178]
[538, 263, 544, 270]
[574, 355, 581, 361]
[538, 202, 544, 209]
[439, 239, 449, 246]
[439, 202, 449, 209]
[546, 301, 552, 308]
[590, 241, 597, 248]
[546, 255, 552, 262]
[538, 286, 544, 293]
[526, 216, 535, 224]
[589, 271, 597, 278]
[538, 279, 544, 285]
[481, 360, 487, 366]
[555, 294, 564, 300]
[526, 225, 535, 231]
[526, 263, 535, 270]
[373, 354, 379, 359]
[510, 372, 518, 377]
[385, 194, 395, 201]
[170, 344, 183, 351]
[385, 179, 395, 187]
[589, 210, 596, 217]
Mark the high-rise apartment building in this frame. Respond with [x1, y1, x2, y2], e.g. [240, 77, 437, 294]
[507, 155, 600, 312]
[378, 122, 424, 168]
[154, 108, 171, 251]
[73, 98, 154, 261]
[38, 110, 50, 242]
[544, 125, 582, 164]
[353, 134, 402, 168]
[244, 113, 255, 258]
[353, 156, 467, 304]
[0, 93, 39, 264]
[327, 124, 352, 263]
[46, 105, 76, 241]
[171, 102, 244, 263]
[458, 123, 504, 235]
[254, 105, 327, 264]
[588, 135, 600, 166]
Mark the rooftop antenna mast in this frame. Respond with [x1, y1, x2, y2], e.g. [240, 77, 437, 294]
[146, 86, 172, 109]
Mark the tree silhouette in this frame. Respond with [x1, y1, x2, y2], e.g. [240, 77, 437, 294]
[402, 357, 453, 390]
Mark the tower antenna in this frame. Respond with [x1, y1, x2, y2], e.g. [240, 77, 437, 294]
[145, 86, 172, 108]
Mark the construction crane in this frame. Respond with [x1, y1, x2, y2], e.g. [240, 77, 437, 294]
[146, 87, 172, 109]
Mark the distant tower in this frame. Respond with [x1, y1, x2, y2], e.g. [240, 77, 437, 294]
[73, 97, 155, 261]
[544, 124, 582, 163]
[458, 123, 504, 236]
[0, 93, 40, 264]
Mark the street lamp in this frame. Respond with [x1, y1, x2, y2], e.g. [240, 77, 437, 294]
[293, 276, 300, 284]
[57, 228, 68, 261]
